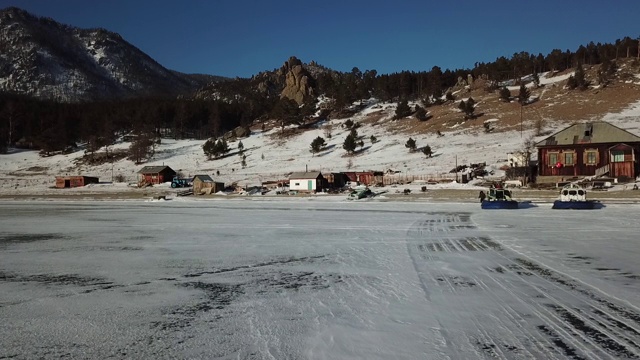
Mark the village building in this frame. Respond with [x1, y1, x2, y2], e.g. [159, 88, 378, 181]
[138, 166, 176, 185]
[289, 171, 326, 192]
[192, 175, 224, 195]
[342, 171, 384, 186]
[55, 175, 99, 188]
[323, 172, 349, 189]
[536, 121, 640, 184]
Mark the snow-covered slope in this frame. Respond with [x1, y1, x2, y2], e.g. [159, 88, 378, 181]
[2, 95, 640, 195]
[0, 7, 213, 101]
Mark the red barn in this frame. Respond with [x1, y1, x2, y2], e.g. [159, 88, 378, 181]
[138, 166, 176, 185]
[55, 176, 99, 188]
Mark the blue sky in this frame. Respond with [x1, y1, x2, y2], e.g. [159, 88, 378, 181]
[2, 0, 639, 77]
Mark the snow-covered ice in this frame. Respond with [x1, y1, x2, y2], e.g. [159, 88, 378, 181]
[1, 200, 639, 359]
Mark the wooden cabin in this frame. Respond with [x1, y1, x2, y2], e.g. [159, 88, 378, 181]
[55, 176, 99, 188]
[138, 166, 176, 185]
[342, 171, 383, 186]
[192, 175, 224, 195]
[536, 121, 640, 183]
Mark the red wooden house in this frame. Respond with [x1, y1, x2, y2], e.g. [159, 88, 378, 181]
[55, 176, 99, 188]
[342, 171, 384, 186]
[536, 121, 640, 183]
[138, 166, 176, 185]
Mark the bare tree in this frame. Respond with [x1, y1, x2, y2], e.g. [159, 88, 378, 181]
[323, 123, 332, 139]
[346, 157, 354, 170]
[534, 117, 546, 136]
[520, 135, 537, 185]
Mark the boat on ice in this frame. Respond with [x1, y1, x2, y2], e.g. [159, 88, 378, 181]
[552, 183, 598, 210]
[481, 186, 519, 209]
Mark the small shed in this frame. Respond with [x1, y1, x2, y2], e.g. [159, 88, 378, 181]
[138, 166, 176, 185]
[192, 175, 225, 195]
[55, 176, 99, 188]
[342, 171, 383, 186]
[324, 172, 349, 189]
[289, 171, 326, 192]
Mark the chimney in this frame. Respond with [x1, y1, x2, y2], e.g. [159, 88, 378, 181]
[305, 164, 308, 172]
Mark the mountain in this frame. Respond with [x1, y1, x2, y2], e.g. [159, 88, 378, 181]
[0, 7, 221, 102]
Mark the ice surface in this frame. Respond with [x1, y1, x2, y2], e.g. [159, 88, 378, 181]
[1, 200, 640, 359]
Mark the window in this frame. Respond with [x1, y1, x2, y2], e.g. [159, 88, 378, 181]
[294, 182, 300, 186]
[611, 150, 625, 163]
[564, 152, 575, 166]
[584, 150, 598, 165]
[548, 152, 559, 166]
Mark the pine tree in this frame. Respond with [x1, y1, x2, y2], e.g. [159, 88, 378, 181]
[532, 72, 540, 88]
[310, 136, 326, 155]
[415, 106, 428, 121]
[518, 84, 531, 105]
[128, 133, 155, 164]
[370, 135, 377, 144]
[203, 138, 217, 160]
[499, 87, 511, 102]
[405, 137, 417, 152]
[344, 119, 354, 129]
[572, 63, 589, 90]
[238, 140, 244, 152]
[458, 98, 476, 119]
[422, 145, 432, 158]
[343, 133, 357, 154]
[394, 100, 411, 120]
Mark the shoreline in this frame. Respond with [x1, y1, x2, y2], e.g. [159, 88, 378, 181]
[2, 188, 640, 204]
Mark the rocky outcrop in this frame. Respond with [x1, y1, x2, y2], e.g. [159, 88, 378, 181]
[280, 56, 315, 105]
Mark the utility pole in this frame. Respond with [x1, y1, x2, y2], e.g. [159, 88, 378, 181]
[455, 155, 458, 182]
[520, 104, 523, 138]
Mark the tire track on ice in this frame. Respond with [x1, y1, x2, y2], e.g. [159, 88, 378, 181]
[405, 210, 640, 359]
[406, 213, 537, 359]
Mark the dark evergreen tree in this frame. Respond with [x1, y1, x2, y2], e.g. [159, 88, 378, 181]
[310, 136, 326, 155]
[394, 100, 412, 120]
[128, 132, 155, 164]
[405, 137, 417, 152]
[422, 145, 433, 158]
[202, 138, 217, 160]
[499, 87, 511, 102]
[415, 106, 428, 121]
[343, 133, 357, 154]
[532, 72, 540, 87]
[458, 98, 476, 119]
[518, 84, 531, 105]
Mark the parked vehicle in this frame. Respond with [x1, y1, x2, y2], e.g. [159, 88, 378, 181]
[481, 185, 519, 209]
[552, 183, 599, 210]
[171, 176, 191, 188]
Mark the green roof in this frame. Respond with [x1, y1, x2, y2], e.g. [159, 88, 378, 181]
[536, 121, 640, 147]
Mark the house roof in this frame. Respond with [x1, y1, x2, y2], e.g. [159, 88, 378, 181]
[192, 174, 214, 182]
[536, 121, 640, 147]
[137, 166, 175, 174]
[289, 171, 322, 179]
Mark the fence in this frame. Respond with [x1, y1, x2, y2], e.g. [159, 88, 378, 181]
[382, 173, 457, 185]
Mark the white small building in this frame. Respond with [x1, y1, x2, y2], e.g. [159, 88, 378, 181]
[289, 171, 325, 192]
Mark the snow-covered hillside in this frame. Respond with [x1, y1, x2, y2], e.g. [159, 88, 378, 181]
[2, 94, 640, 195]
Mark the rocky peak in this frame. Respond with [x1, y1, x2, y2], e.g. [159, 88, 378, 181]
[279, 56, 315, 105]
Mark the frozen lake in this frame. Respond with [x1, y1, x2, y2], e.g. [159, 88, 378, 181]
[1, 200, 640, 359]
